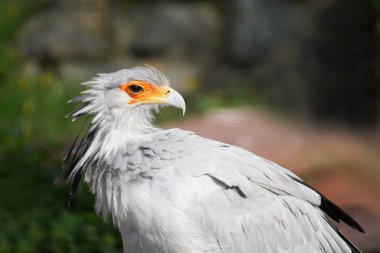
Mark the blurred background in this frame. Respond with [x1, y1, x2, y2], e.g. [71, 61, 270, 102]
[0, 0, 379, 252]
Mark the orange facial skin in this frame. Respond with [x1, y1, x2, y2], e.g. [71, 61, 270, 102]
[120, 81, 172, 105]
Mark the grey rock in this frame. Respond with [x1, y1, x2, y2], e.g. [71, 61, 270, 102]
[127, 2, 220, 61]
[18, 0, 108, 64]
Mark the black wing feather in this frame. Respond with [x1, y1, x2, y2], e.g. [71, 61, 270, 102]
[291, 177, 364, 232]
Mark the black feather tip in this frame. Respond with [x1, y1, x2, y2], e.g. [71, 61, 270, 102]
[291, 177, 364, 233]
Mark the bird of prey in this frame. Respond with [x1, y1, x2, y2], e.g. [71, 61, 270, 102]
[63, 65, 364, 253]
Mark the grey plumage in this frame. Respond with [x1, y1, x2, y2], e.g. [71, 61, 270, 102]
[63, 66, 363, 253]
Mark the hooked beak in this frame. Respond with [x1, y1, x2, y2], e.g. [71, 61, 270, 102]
[163, 88, 186, 115]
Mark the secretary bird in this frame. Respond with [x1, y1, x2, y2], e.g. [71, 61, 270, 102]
[63, 65, 364, 253]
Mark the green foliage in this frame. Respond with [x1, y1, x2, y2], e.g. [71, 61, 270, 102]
[0, 2, 122, 252]
[0, 73, 123, 252]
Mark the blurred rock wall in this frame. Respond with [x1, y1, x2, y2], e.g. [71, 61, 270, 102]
[17, 0, 379, 125]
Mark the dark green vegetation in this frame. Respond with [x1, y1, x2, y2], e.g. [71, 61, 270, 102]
[0, 2, 122, 252]
[0, 74, 123, 253]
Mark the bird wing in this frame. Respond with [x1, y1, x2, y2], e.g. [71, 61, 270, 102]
[134, 129, 362, 253]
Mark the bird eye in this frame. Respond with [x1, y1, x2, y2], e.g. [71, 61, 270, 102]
[128, 84, 144, 94]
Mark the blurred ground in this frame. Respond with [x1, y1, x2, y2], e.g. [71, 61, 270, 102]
[165, 108, 380, 252]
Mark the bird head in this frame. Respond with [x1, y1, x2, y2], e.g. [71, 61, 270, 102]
[68, 65, 186, 133]
[64, 66, 186, 198]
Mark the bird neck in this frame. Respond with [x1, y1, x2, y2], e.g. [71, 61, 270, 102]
[109, 106, 157, 135]
[93, 106, 158, 158]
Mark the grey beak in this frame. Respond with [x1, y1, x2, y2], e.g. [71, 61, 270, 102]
[165, 89, 186, 115]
